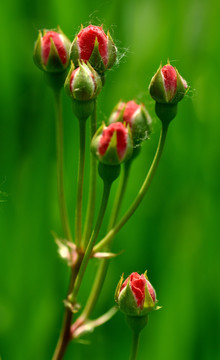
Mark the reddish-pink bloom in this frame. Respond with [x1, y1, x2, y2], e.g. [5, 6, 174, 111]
[42, 31, 67, 65]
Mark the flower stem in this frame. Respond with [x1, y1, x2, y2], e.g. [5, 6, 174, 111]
[108, 160, 132, 230]
[54, 90, 72, 241]
[70, 180, 112, 303]
[52, 255, 83, 360]
[82, 100, 97, 249]
[130, 332, 140, 360]
[75, 118, 86, 248]
[94, 122, 169, 252]
[79, 161, 132, 321]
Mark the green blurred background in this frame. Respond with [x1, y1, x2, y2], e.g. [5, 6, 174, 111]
[1, 0, 220, 359]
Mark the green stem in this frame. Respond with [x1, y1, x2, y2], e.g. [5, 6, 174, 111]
[75, 118, 86, 248]
[130, 332, 140, 360]
[54, 90, 72, 241]
[94, 122, 169, 252]
[82, 100, 97, 249]
[70, 180, 112, 302]
[108, 160, 132, 230]
[79, 161, 132, 321]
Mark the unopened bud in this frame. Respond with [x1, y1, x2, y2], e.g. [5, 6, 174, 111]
[33, 27, 71, 73]
[109, 100, 152, 146]
[70, 25, 117, 74]
[91, 122, 133, 166]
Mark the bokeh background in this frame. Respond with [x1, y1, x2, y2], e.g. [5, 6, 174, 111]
[1, 0, 220, 359]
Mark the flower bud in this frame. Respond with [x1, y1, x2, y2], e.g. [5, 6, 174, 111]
[70, 25, 117, 73]
[65, 61, 102, 101]
[109, 100, 152, 146]
[91, 122, 133, 166]
[33, 27, 71, 73]
[115, 272, 157, 317]
[149, 63, 188, 104]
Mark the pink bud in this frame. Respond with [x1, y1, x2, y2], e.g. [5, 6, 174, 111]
[78, 25, 108, 66]
[99, 122, 128, 160]
[42, 31, 67, 65]
[121, 272, 155, 308]
[149, 62, 188, 105]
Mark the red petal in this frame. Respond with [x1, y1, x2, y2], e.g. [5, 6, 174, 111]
[78, 25, 108, 65]
[161, 65, 177, 99]
[42, 31, 67, 65]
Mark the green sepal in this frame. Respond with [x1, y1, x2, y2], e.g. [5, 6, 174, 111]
[118, 278, 139, 316]
[155, 102, 178, 124]
[115, 273, 124, 302]
[46, 37, 65, 73]
[64, 61, 75, 98]
[149, 63, 168, 103]
[131, 105, 152, 146]
[70, 35, 80, 67]
[89, 37, 106, 73]
[90, 123, 105, 160]
[171, 68, 187, 104]
[107, 31, 117, 69]
[33, 31, 43, 70]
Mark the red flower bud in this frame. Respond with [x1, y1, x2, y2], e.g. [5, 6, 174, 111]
[91, 122, 133, 165]
[149, 63, 188, 104]
[109, 100, 152, 146]
[115, 271, 158, 316]
[33, 28, 71, 73]
[70, 25, 117, 73]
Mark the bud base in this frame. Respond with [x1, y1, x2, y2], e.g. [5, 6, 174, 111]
[72, 100, 94, 120]
[126, 315, 148, 334]
[98, 163, 120, 184]
[155, 102, 178, 124]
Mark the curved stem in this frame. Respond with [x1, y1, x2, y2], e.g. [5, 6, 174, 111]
[82, 101, 97, 249]
[94, 122, 169, 252]
[130, 332, 140, 360]
[70, 180, 112, 302]
[79, 161, 132, 321]
[54, 91, 72, 241]
[75, 119, 86, 248]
